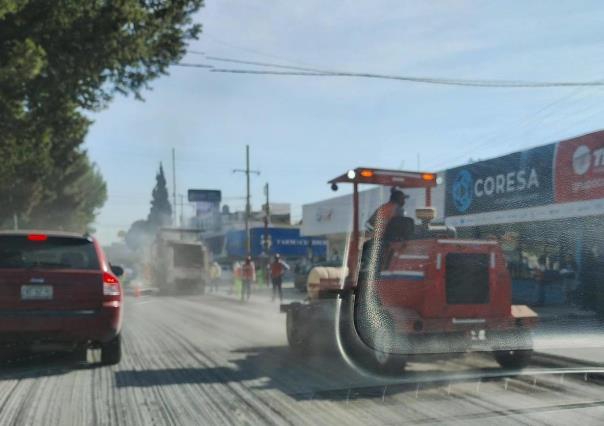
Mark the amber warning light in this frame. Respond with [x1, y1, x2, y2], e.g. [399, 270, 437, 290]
[422, 173, 436, 181]
[360, 169, 374, 177]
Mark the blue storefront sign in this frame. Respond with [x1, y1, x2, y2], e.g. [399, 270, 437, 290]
[225, 227, 327, 258]
[445, 144, 556, 216]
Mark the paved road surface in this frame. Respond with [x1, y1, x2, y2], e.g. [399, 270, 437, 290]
[1, 291, 604, 425]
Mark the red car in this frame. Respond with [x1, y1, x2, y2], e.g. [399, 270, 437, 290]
[0, 231, 124, 365]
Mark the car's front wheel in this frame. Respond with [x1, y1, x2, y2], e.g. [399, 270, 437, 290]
[101, 334, 122, 366]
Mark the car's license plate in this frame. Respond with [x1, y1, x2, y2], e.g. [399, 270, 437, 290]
[21, 285, 53, 300]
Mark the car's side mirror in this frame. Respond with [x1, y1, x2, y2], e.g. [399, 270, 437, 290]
[110, 264, 124, 277]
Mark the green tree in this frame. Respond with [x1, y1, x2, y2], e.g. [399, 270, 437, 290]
[148, 163, 172, 229]
[0, 0, 203, 229]
[25, 152, 107, 232]
[125, 163, 173, 251]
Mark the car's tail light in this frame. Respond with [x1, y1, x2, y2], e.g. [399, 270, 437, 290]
[103, 272, 121, 296]
[28, 234, 48, 242]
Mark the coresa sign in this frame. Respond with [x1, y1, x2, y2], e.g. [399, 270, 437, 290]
[445, 144, 555, 216]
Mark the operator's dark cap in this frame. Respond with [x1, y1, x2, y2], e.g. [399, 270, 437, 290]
[391, 187, 410, 199]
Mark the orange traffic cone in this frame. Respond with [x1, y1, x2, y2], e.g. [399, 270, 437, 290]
[134, 285, 141, 298]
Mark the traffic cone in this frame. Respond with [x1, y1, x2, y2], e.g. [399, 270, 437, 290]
[134, 285, 141, 298]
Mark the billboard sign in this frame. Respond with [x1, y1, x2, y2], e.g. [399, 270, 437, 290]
[188, 189, 221, 230]
[225, 227, 328, 258]
[555, 131, 604, 203]
[187, 189, 222, 203]
[445, 144, 555, 216]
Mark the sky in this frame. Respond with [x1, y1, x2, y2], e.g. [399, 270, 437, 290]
[85, 0, 604, 243]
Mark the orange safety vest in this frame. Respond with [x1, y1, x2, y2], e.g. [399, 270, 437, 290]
[270, 261, 287, 278]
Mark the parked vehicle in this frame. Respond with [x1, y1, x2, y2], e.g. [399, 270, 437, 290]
[0, 231, 124, 365]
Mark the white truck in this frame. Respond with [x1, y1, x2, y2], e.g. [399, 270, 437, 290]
[149, 228, 210, 294]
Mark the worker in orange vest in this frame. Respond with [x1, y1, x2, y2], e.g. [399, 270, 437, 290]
[270, 253, 290, 302]
[366, 188, 408, 239]
[240, 256, 256, 302]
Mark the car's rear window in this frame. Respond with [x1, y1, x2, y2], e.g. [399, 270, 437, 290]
[0, 236, 100, 270]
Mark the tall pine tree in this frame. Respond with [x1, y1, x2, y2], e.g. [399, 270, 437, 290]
[147, 163, 172, 230]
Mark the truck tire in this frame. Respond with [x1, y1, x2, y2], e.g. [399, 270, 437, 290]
[286, 309, 311, 356]
[101, 334, 122, 366]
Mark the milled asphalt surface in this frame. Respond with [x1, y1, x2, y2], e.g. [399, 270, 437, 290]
[1, 286, 604, 425]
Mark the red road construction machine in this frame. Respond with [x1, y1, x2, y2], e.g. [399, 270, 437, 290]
[281, 167, 537, 374]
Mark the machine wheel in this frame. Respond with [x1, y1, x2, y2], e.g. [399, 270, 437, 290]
[494, 349, 533, 369]
[491, 330, 533, 369]
[365, 321, 407, 375]
[101, 334, 122, 366]
[286, 310, 311, 356]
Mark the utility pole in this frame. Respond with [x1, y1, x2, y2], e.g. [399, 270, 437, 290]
[263, 183, 270, 287]
[233, 145, 260, 256]
[172, 148, 177, 226]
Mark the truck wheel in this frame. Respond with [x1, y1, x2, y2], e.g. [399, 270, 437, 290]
[286, 310, 310, 356]
[101, 334, 122, 366]
[494, 349, 533, 369]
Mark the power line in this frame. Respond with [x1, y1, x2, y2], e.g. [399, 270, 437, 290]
[177, 63, 214, 68]
[208, 67, 604, 88]
[205, 56, 330, 74]
[426, 88, 590, 170]
[179, 50, 604, 88]
[185, 54, 604, 88]
[197, 35, 314, 68]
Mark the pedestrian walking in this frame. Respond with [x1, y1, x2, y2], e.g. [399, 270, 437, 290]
[270, 254, 290, 302]
[232, 261, 242, 296]
[210, 261, 222, 293]
[533, 255, 548, 306]
[241, 256, 256, 302]
[559, 254, 577, 306]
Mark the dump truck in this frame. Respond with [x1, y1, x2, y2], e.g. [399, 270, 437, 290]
[149, 228, 210, 294]
[281, 167, 537, 374]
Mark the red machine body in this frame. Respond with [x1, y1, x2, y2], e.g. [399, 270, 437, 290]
[330, 167, 537, 344]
